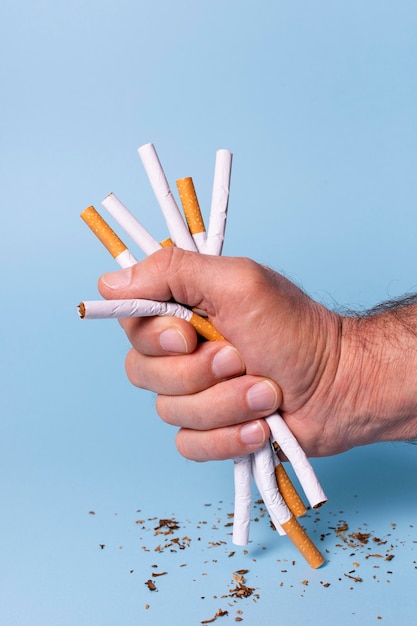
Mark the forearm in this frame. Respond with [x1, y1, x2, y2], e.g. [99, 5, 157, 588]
[338, 298, 417, 447]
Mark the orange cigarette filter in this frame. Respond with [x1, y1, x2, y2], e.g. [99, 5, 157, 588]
[176, 177, 206, 235]
[159, 237, 175, 248]
[275, 464, 307, 518]
[189, 312, 225, 342]
[81, 206, 127, 259]
[281, 516, 325, 569]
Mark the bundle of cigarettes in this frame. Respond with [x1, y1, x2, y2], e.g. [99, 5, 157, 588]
[79, 143, 327, 569]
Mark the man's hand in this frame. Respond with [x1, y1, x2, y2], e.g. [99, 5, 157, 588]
[98, 247, 417, 460]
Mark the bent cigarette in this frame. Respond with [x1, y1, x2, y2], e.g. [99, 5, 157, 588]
[266, 413, 327, 509]
[176, 177, 207, 252]
[274, 458, 307, 518]
[252, 442, 324, 568]
[205, 149, 232, 256]
[78, 298, 223, 342]
[138, 143, 197, 252]
[80, 206, 138, 269]
[232, 456, 253, 546]
[101, 192, 161, 257]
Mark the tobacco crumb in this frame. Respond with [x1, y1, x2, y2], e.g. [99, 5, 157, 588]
[344, 573, 363, 583]
[145, 579, 157, 591]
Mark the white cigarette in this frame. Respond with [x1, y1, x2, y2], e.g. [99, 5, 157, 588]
[232, 456, 253, 546]
[251, 442, 290, 535]
[78, 297, 223, 342]
[205, 149, 232, 256]
[138, 143, 197, 252]
[101, 192, 162, 257]
[78, 298, 194, 321]
[266, 413, 327, 509]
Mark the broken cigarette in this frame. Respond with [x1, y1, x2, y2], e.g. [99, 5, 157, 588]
[176, 177, 207, 252]
[266, 413, 327, 509]
[138, 143, 197, 252]
[251, 441, 324, 568]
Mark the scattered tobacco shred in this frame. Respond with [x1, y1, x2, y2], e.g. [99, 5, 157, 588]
[201, 608, 228, 623]
[154, 518, 180, 535]
[227, 571, 258, 600]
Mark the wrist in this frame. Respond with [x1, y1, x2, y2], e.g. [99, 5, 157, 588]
[337, 305, 417, 447]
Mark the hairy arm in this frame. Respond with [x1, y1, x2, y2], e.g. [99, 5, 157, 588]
[332, 297, 417, 448]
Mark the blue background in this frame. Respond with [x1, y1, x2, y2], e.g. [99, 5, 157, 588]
[1, 1, 417, 624]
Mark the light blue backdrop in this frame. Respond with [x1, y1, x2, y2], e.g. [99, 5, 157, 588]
[1, 1, 417, 624]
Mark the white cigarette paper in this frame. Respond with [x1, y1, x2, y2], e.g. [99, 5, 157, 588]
[266, 413, 327, 509]
[138, 143, 197, 252]
[101, 192, 162, 257]
[205, 149, 232, 256]
[115, 249, 138, 268]
[232, 456, 253, 546]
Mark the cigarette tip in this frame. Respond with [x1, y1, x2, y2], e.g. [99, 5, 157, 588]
[78, 303, 86, 319]
[80, 205, 95, 218]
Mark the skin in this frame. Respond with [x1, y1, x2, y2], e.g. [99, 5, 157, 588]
[98, 247, 417, 461]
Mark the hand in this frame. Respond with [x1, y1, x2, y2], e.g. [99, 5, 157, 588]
[98, 247, 417, 460]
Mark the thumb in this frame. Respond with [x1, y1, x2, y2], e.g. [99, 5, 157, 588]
[98, 247, 234, 313]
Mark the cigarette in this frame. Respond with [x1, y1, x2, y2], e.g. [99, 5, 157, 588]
[252, 443, 324, 569]
[101, 192, 162, 257]
[176, 177, 207, 253]
[138, 143, 197, 252]
[273, 455, 307, 518]
[78, 298, 224, 342]
[232, 456, 253, 546]
[80, 206, 139, 269]
[205, 149, 232, 256]
[266, 413, 327, 509]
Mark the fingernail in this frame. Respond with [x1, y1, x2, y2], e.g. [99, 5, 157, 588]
[240, 421, 266, 445]
[101, 267, 132, 289]
[246, 380, 277, 412]
[212, 346, 244, 379]
[160, 328, 189, 353]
